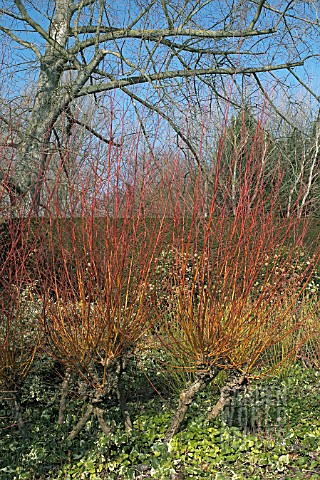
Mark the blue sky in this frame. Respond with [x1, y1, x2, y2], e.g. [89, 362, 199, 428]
[1, 0, 319, 129]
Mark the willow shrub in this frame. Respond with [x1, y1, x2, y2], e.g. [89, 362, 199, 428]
[32, 142, 175, 438]
[0, 174, 42, 432]
[149, 117, 320, 440]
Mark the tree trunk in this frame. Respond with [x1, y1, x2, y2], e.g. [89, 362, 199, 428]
[115, 357, 132, 433]
[18, 0, 72, 213]
[58, 368, 72, 425]
[67, 392, 113, 440]
[165, 369, 218, 442]
[207, 371, 246, 421]
[67, 403, 94, 440]
[5, 388, 25, 434]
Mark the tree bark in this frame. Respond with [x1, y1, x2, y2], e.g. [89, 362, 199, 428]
[165, 369, 218, 442]
[5, 389, 25, 434]
[67, 403, 94, 440]
[207, 371, 246, 421]
[58, 368, 72, 425]
[94, 407, 112, 436]
[115, 357, 132, 433]
[16, 0, 72, 212]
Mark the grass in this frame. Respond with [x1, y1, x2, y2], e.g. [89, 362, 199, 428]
[1, 360, 320, 480]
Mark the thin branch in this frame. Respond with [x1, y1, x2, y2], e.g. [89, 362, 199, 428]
[178, 0, 213, 29]
[71, 0, 96, 14]
[252, 72, 304, 131]
[0, 172, 25, 196]
[156, 38, 263, 55]
[288, 67, 320, 101]
[0, 114, 22, 135]
[0, 25, 41, 59]
[273, 0, 296, 30]
[72, 118, 121, 146]
[161, 0, 173, 29]
[126, 0, 157, 30]
[100, 49, 152, 83]
[0, 7, 25, 22]
[250, 0, 320, 27]
[120, 86, 202, 168]
[52, 127, 70, 180]
[249, 0, 267, 30]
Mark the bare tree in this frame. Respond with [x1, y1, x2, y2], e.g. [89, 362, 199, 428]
[0, 0, 319, 211]
[276, 111, 320, 217]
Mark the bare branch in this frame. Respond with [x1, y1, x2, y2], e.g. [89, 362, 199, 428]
[77, 59, 307, 97]
[68, 26, 277, 47]
[288, 67, 320, 101]
[249, 0, 267, 30]
[252, 72, 305, 132]
[71, 117, 121, 146]
[161, 0, 173, 29]
[71, 0, 96, 14]
[126, 0, 157, 30]
[120, 85, 202, 168]
[13, 0, 76, 65]
[0, 25, 41, 59]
